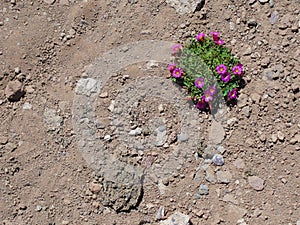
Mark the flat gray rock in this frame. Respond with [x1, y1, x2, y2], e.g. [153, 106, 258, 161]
[166, 0, 204, 15]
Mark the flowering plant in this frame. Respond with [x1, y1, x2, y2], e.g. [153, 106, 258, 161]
[168, 32, 244, 110]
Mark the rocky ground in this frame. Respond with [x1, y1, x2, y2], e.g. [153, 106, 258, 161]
[0, 0, 300, 224]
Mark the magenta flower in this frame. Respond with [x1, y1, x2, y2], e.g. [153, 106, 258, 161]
[216, 64, 227, 75]
[221, 72, 231, 83]
[228, 88, 238, 100]
[203, 91, 213, 102]
[171, 44, 182, 54]
[196, 33, 206, 42]
[194, 77, 205, 89]
[210, 31, 219, 41]
[232, 63, 243, 75]
[172, 68, 183, 78]
[168, 63, 176, 72]
[207, 86, 216, 95]
[215, 39, 225, 45]
[196, 98, 206, 109]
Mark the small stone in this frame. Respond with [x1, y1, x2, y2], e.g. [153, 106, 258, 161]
[158, 104, 164, 113]
[156, 206, 165, 220]
[154, 126, 167, 146]
[270, 11, 279, 25]
[243, 46, 252, 56]
[296, 220, 300, 225]
[271, 133, 277, 143]
[19, 203, 27, 210]
[253, 208, 262, 217]
[141, 30, 152, 35]
[212, 154, 224, 166]
[129, 127, 143, 136]
[146, 60, 159, 69]
[249, 0, 256, 5]
[99, 92, 108, 98]
[248, 19, 257, 27]
[216, 171, 232, 184]
[217, 146, 226, 154]
[250, 93, 261, 103]
[0, 136, 8, 145]
[104, 134, 111, 141]
[89, 182, 102, 194]
[108, 100, 115, 112]
[205, 167, 216, 184]
[277, 131, 285, 141]
[23, 102, 32, 110]
[261, 57, 270, 68]
[159, 211, 190, 225]
[5, 80, 25, 102]
[177, 133, 188, 142]
[62, 221, 70, 225]
[14, 67, 21, 74]
[44, 0, 56, 4]
[258, 0, 269, 3]
[248, 176, 264, 191]
[162, 177, 169, 186]
[242, 106, 251, 118]
[198, 184, 209, 195]
[35, 205, 43, 212]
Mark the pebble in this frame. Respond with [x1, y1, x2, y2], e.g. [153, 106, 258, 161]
[296, 220, 300, 225]
[108, 100, 115, 112]
[217, 146, 226, 154]
[205, 166, 216, 183]
[198, 184, 209, 195]
[156, 206, 165, 220]
[129, 127, 143, 136]
[248, 19, 257, 27]
[270, 11, 279, 25]
[89, 182, 102, 194]
[154, 125, 167, 146]
[258, 0, 269, 3]
[248, 176, 264, 191]
[44, 0, 56, 4]
[250, 93, 261, 103]
[5, 80, 25, 102]
[158, 104, 164, 113]
[212, 154, 224, 166]
[35, 205, 43, 212]
[277, 131, 285, 141]
[177, 133, 188, 142]
[159, 211, 190, 225]
[14, 67, 21, 74]
[23, 102, 32, 110]
[104, 134, 111, 141]
[216, 171, 232, 184]
[99, 92, 108, 98]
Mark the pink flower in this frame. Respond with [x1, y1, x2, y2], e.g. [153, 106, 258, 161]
[196, 33, 206, 42]
[215, 39, 225, 45]
[207, 86, 216, 95]
[172, 68, 183, 78]
[228, 88, 238, 100]
[194, 77, 205, 88]
[203, 91, 213, 102]
[232, 63, 243, 75]
[216, 64, 227, 75]
[221, 72, 231, 83]
[168, 63, 176, 72]
[171, 44, 182, 54]
[210, 31, 219, 41]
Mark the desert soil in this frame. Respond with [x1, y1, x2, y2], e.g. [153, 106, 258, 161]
[0, 0, 300, 225]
